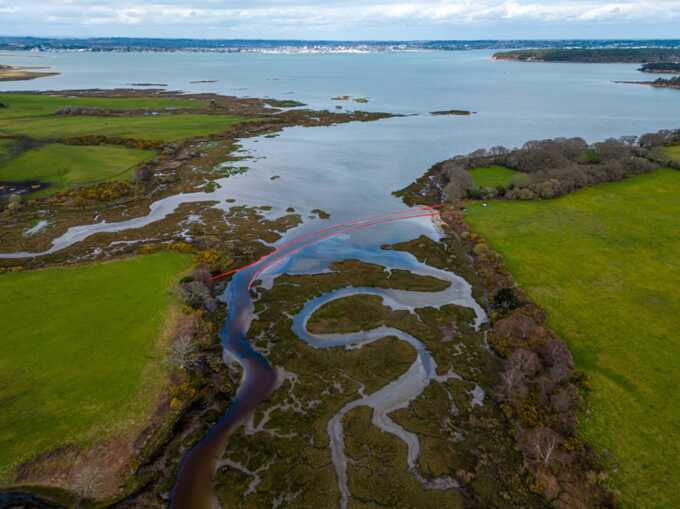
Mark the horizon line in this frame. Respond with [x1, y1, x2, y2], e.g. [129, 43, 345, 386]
[3, 35, 680, 43]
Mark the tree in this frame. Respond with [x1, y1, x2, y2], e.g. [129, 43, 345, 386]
[6, 193, 22, 213]
[442, 163, 474, 202]
[531, 428, 559, 466]
[167, 335, 198, 371]
[134, 165, 154, 184]
[493, 287, 520, 313]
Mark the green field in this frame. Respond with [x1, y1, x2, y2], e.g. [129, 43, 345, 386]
[0, 143, 153, 194]
[0, 93, 248, 142]
[663, 144, 680, 161]
[468, 165, 518, 188]
[0, 139, 13, 160]
[465, 169, 680, 509]
[0, 253, 192, 482]
[0, 93, 206, 118]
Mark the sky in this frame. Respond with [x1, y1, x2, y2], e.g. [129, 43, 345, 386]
[0, 0, 679, 40]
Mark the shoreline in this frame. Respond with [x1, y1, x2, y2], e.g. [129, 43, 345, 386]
[614, 79, 680, 90]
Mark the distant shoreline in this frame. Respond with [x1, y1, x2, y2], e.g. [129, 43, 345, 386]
[493, 47, 680, 64]
[1, 36, 680, 54]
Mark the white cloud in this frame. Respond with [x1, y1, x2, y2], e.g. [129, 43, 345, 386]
[1, 0, 679, 37]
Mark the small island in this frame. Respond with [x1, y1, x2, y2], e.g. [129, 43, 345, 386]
[616, 75, 680, 90]
[431, 109, 474, 116]
[0, 64, 59, 82]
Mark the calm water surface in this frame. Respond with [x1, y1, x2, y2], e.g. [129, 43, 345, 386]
[3, 50, 679, 219]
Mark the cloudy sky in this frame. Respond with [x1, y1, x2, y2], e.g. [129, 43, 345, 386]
[0, 0, 678, 39]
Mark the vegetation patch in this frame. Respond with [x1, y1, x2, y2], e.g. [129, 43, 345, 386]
[1, 113, 248, 143]
[396, 129, 680, 205]
[308, 294, 397, 334]
[469, 165, 518, 189]
[0, 252, 193, 484]
[0, 138, 14, 160]
[464, 169, 680, 509]
[663, 143, 680, 161]
[0, 93, 206, 117]
[0, 93, 248, 142]
[0, 143, 154, 197]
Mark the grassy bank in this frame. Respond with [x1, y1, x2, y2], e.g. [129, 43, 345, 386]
[0, 143, 154, 195]
[464, 169, 680, 508]
[0, 252, 192, 482]
[0, 93, 248, 142]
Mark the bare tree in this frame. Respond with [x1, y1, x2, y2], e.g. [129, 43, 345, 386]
[533, 428, 559, 466]
[501, 364, 524, 394]
[167, 335, 198, 371]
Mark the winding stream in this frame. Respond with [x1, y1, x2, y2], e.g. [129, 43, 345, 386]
[292, 256, 487, 508]
[171, 225, 487, 508]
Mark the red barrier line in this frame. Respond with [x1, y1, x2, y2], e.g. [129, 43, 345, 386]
[268, 206, 436, 254]
[212, 210, 439, 285]
[248, 210, 438, 288]
[210, 207, 437, 282]
[248, 210, 438, 287]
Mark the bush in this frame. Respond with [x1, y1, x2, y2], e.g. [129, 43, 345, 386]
[442, 162, 474, 202]
[467, 187, 483, 200]
[134, 165, 154, 184]
[195, 249, 221, 268]
[169, 241, 193, 253]
[493, 287, 520, 314]
[6, 193, 22, 213]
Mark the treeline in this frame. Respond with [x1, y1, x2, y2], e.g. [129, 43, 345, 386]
[441, 129, 680, 202]
[639, 62, 680, 73]
[494, 48, 680, 63]
[650, 76, 680, 89]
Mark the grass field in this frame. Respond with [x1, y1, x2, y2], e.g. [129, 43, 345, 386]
[0, 93, 249, 142]
[0, 143, 154, 194]
[0, 93, 206, 118]
[468, 165, 518, 188]
[0, 253, 192, 482]
[663, 144, 680, 161]
[465, 169, 680, 509]
[0, 139, 13, 160]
